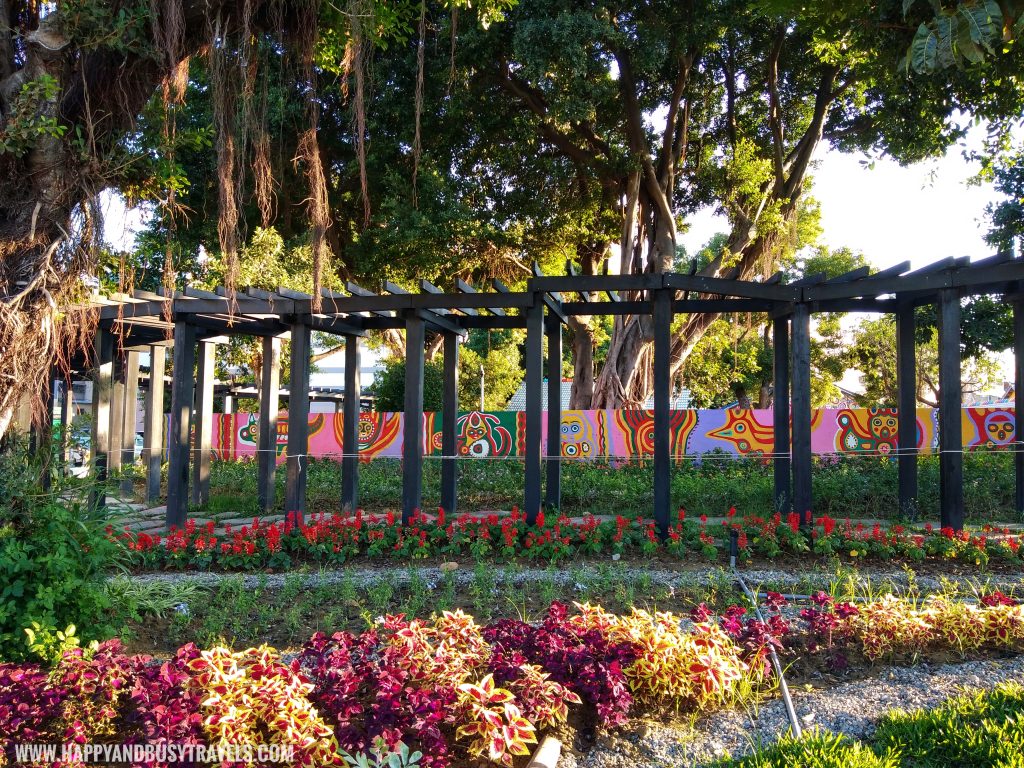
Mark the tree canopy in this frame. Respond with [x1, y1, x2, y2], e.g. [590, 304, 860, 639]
[1, 0, 1022, 436]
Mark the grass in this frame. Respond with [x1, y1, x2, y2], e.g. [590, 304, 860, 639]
[715, 682, 1024, 767]
[112, 562, 756, 653]
[179, 449, 1022, 522]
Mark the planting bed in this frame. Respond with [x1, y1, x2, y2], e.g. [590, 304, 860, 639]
[12, 578, 1024, 768]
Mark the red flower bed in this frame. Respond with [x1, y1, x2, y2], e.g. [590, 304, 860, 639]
[109, 508, 1024, 572]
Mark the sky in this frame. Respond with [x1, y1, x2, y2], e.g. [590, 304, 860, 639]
[679, 126, 1005, 271]
[676, 128, 1017, 392]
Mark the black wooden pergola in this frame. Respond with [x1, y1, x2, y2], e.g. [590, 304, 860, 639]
[75, 253, 1024, 534]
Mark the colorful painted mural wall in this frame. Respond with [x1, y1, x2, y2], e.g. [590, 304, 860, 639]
[211, 407, 1017, 463]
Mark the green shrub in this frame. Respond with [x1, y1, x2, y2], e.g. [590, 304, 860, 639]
[0, 444, 122, 661]
[716, 731, 898, 768]
[873, 683, 1024, 768]
[372, 358, 445, 412]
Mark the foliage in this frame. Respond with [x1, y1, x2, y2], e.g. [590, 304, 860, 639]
[0, 75, 67, 157]
[844, 316, 1002, 407]
[373, 358, 445, 412]
[715, 731, 898, 768]
[903, 0, 1019, 73]
[23, 622, 81, 665]
[873, 681, 1024, 767]
[717, 681, 1024, 767]
[0, 494, 120, 662]
[458, 342, 524, 411]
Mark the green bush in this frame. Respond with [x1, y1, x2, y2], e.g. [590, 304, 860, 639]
[372, 358, 445, 412]
[0, 444, 122, 661]
[873, 683, 1024, 768]
[717, 683, 1024, 768]
[716, 732, 897, 768]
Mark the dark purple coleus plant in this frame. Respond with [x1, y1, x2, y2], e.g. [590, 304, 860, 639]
[0, 661, 66, 763]
[482, 602, 638, 727]
[298, 629, 452, 768]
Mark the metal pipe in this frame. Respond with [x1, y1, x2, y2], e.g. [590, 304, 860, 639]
[734, 567, 802, 739]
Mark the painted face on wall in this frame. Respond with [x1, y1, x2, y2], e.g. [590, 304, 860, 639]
[561, 413, 593, 458]
[985, 412, 1014, 444]
[870, 413, 898, 441]
[457, 411, 513, 458]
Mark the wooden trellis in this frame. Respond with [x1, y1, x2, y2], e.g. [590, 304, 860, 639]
[66, 252, 1024, 534]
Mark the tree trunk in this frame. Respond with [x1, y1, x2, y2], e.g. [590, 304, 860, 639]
[567, 316, 595, 408]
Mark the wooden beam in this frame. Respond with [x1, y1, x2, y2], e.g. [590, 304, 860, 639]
[257, 336, 281, 514]
[402, 313, 426, 524]
[190, 341, 215, 507]
[285, 322, 311, 519]
[896, 303, 918, 516]
[937, 288, 964, 530]
[523, 302, 544, 523]
[441, 331, 459, 515]
[652, 289, 672, 538]
[791, 303, 813, 526]
[341, 335, 360, 512]
[166, 320, 196, 529]
[144, 345, 166, 503]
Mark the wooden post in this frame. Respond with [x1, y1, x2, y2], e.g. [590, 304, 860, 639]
[166, 320, 196, 529]
[59, 375, 72, 475]
[1015, 299, 1024, 517]
[144, 345, 166, 504]
[89, 328, 114, 511]
[341, 334, 361, 512]
[35, 368, 55, 491]
[896, 303, 918, 517]
[285, 322, 311, 519]
[937, 288, 964, 530]
[108, 352, 126, 478]
[545, 314, 562, 512]
[191, 341, 215, 507]
[772, 316, 791, 512]
[402, 313, 426, 524]
[791, 303, 813, 526]
[120, 350, 140, 498]
[441, 331, 459, 515]
[523, 302, 544, 524]
[257, 336, 281, 514]
[653, 289, 672, 538]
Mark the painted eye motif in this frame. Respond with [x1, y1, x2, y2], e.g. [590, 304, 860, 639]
[571, 423, 581, 433]
[565, 444, 578, 456]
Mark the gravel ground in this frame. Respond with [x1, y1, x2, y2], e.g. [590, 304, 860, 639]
[557, 654, 1024, 768]
[117, 562, 1024, 597]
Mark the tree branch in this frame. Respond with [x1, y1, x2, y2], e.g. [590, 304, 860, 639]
[767, 25, 786, 194]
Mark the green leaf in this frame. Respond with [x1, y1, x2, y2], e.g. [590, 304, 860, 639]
[934, 14, 958, 68]
[955, 17, 987, 62]
[958, 2, 1000, 51]
[902, 0, 916, 16]
[910, 22, 938, 72]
